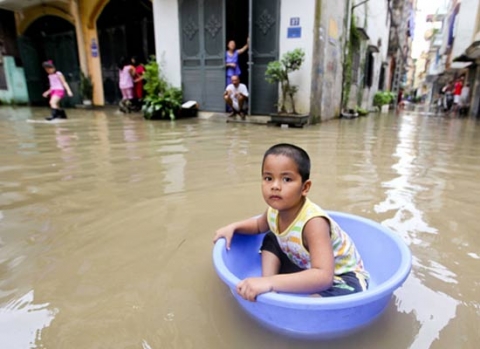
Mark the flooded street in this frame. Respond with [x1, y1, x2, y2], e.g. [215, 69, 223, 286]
[0, 106, 479, 349]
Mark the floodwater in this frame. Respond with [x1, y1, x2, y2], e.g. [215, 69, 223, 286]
[0, 106, 479, 349]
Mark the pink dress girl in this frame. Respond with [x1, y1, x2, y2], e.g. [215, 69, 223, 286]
[42, 60, 73, 121]
[119, 64, 135, 105]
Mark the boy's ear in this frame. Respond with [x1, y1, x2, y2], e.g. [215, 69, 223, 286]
[302, 179, 312, 196]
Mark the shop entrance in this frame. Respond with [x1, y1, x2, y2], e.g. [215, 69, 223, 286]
[179, 0, 280, 114]
[97, 0, 155, 104]
[18, 16, 81, 106]
[226, 0, 249, 88]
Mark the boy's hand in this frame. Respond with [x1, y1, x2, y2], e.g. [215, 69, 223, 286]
[236, 277, 273, 302]
[213, 224, 235, 250]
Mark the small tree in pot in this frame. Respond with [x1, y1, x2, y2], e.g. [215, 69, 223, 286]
[80, 72, 93, 106]
[265, 48, 305, 115]
[142, 57, 183, 120]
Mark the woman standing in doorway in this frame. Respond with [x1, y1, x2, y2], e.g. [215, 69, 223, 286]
[225, 38, 249, 86]
[42, 60, 73, 121]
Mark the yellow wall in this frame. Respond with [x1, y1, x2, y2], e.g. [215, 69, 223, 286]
[16, 0, 154, 106]
[16, 4, 74, 35]
[16, 0, 110, 106]
[79, 0, 110, 105]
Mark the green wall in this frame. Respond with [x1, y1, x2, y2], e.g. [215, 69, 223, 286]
[0, 56, 29, 104]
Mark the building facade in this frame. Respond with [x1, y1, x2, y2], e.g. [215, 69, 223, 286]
[0, 9, 28, 104]
[0, 0, 401, 121]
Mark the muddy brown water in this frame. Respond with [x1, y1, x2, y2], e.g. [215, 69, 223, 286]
[0, 107, 479, 349]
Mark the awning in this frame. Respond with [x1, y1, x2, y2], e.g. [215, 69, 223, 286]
[466, 40, 480, 59]
[453, 54, 475, 62]
[356, 27, 370, 41]
[450, 62, 472, 70]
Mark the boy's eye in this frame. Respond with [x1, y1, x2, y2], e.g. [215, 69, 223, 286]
[283, 177, 292, 182]
[263, 176, 272, 181]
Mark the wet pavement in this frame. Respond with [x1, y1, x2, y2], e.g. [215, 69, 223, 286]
[0, 106, 479, 348]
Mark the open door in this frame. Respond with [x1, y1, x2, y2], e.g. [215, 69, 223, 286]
[249, 0, 280, 115]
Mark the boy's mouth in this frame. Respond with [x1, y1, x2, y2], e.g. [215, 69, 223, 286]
[269, 195, 282, 200]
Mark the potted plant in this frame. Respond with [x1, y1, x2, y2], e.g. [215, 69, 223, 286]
[356, 106, 369, 116]
[80, 71, 93, 106]
[142, 57, 183, 120]
[373, 91, 395, 113]
[265, 48, 308, 127]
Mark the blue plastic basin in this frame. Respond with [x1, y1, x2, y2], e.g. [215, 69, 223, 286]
[213, 211, 412, 339]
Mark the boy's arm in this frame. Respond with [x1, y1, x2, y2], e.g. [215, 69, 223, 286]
[213, 211, 269, 250]
[237, 217, 334, 301]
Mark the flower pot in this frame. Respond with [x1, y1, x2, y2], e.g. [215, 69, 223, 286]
[381, 105, 390, 113]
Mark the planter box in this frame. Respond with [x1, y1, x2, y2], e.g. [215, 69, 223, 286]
[381, 105, 390, 113]
[269, 113, 309, 128]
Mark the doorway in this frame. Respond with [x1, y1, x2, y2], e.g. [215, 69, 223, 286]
[179, 0, 280, 115]
[18, 16, 81, 106]
[97, 0, 155, 104]
[226, 0, 249, 88]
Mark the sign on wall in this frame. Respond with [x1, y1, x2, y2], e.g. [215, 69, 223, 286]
[91, 38, 98, 58]
[288, 17, 301, 39]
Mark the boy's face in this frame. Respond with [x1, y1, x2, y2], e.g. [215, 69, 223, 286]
[261, 154, 311, 212]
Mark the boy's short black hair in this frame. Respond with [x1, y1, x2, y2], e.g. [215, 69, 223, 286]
[262, 143, 311, 182]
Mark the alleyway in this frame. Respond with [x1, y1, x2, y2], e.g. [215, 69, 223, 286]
[0, 107, 479, 348]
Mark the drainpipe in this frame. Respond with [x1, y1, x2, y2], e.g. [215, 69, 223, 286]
[70, 0, 88, 74]
[310, 0, 323, 123]
[341, 0, 353, 111]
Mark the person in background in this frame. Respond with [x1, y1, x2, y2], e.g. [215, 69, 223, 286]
[452, 76, 464, 114]
[118, 57, 135, 113]
[226, 38, 249, 86]
[441, 81, 454, 112]
[42, 60, 73, 121]
[459, 82, 470, 116]
[131, 56, 145, 110]
[224, 75, 249, 119]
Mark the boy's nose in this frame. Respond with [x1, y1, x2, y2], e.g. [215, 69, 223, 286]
[271, 181, 280, 190]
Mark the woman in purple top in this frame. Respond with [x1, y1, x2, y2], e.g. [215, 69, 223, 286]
[226, 38, 249, 86]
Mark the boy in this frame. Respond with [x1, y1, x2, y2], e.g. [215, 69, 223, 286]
[213, 144, 369, 301]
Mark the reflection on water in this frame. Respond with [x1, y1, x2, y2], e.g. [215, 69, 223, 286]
[0, 107, 479, 348]
[0, 291, 57, 349]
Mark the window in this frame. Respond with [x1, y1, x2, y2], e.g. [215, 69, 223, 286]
[378, 65, 386, 90]
[364, 51, 374, 88]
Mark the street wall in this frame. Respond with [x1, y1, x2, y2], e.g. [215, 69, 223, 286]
[310, 0, 347, 121]
[153, 0, 182, 88]
[279, 0, 316, 115]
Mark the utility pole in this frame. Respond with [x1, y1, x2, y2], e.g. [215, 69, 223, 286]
[390, 0, 410, 97]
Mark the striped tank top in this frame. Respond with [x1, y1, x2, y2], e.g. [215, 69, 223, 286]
[267, 198, 369, 283]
